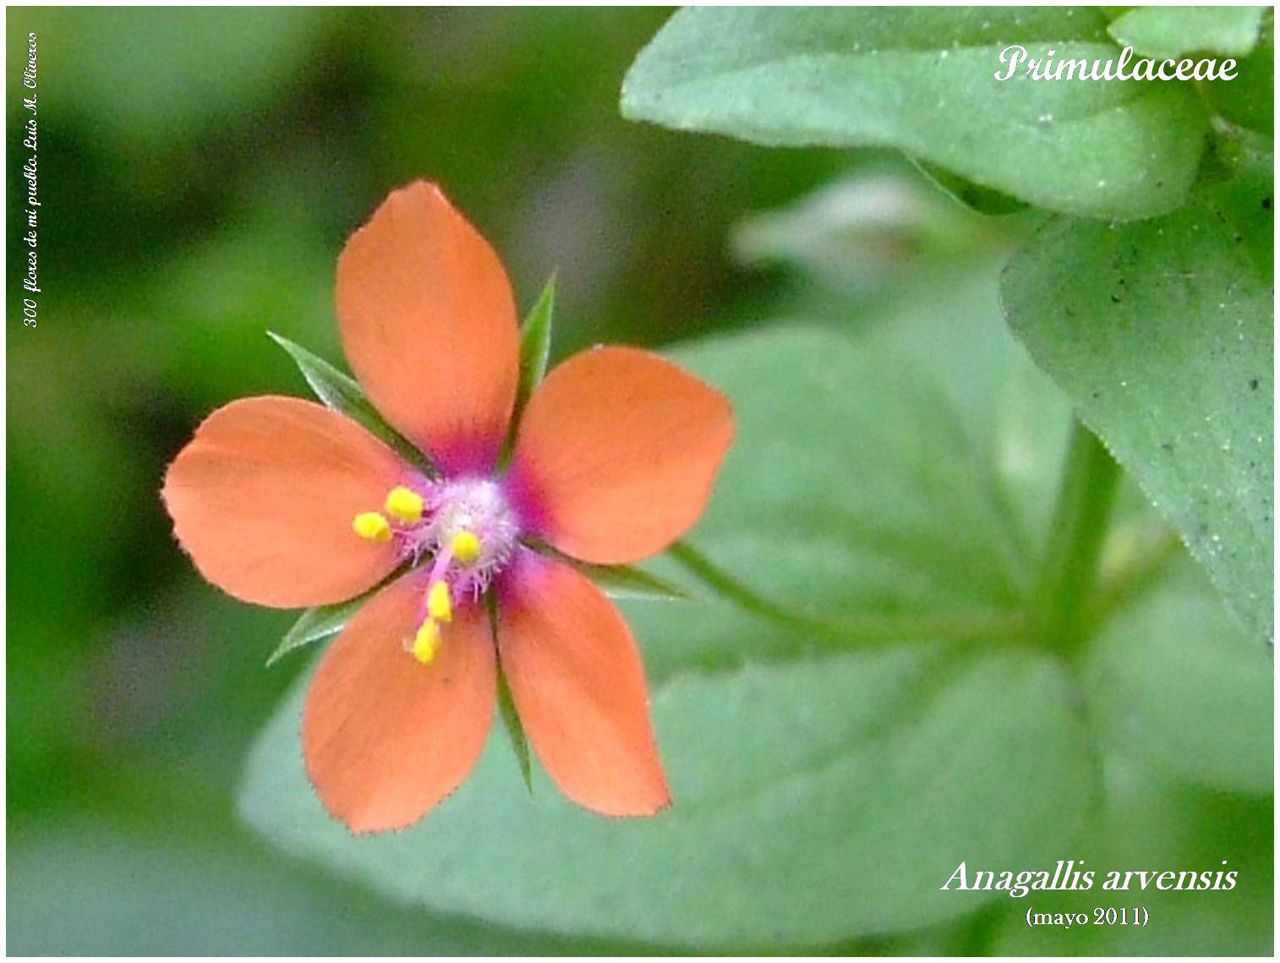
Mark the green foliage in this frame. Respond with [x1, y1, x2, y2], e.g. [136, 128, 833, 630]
[8, 814, 647, 955]
[1205, 14, 1275, 134]
[990, 759, 1273, 955]
[1107, 5, 1267, 58]
[621, 8, 1206, 218]
[1084, 562, 1273, 794]
[912, 160, 1028, 216]
[243, 644, 1094, 946]
[620, 5, 1272, 644]
[1001, 145, 1275, 644]
[241, 260, 1264, 948]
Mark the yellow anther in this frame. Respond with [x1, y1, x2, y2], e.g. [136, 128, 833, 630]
[412, 618, 441, 665]
[451, 529, 482, 565]
[427, 580, 453, 622]
[352, 511, 391, 542]
[384, 486, 424, 525]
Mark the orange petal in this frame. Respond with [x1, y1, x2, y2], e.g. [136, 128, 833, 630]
[303, 574, 496, 833]
[335, 182, 519, 474]
[506, 347, 734, 565]
[162, 396, 406, 608]
[497, 551, 669, 817]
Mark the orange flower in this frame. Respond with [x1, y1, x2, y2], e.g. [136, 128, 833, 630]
[162, 183, 734, 833]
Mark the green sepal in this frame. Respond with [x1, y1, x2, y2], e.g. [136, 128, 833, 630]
[520, 537, 694, 602]
[514, 274, 556, 424]
[572, 560, 694, 602]
[487, 593, 533, 793]
[267, 331, 437, 477]
[267, 593, 368, 667]
[496, 668, 533, 795]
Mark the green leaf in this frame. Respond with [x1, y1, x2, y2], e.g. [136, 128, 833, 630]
[1084, 560, 1273, 795]
[912, 160, 1027, 216]
[991, 755, 1272, 955]
[241, 266, 1100, 946]
[267, 595, 368, 668]
[267, 332, 434, 475]
[514, 275, 556, 424]
[1001, 149, 1274, 643]
[240, 256, 1262, 948]
[243, 644, 1095, 947]
[1205, 14, 1274, 135]
[1108, 5, 1267, 58]
[621, 8, 1206, 218]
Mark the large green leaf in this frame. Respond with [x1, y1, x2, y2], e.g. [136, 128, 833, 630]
[991, 756, 1273, 955]
[621, 8, 1206, 218]
[243, 642, 1093, 947]
[1084, 561, 1273, 795]
[1001, 148, 1274, 644]
[241, 266, 1102, 947]
[239, 251, 1264, 948]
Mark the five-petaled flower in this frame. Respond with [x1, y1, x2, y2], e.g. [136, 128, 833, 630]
[162, 183, 734, 833]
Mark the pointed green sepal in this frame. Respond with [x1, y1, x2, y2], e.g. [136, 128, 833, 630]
[267, 594, 366, 667]
[575, 560, 695, 602]
[267, 331, 436, 476]
[520, 536, 695, 602]
[486, 592, 533, 793]
[497, 666, 533, 794]
[514, 274, 556, 424]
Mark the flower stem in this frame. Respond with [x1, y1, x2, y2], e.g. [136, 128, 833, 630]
[666, 541, 1024, 649]
[1033, 419, 1122, 651]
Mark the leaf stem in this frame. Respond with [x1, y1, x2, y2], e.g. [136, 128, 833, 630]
[1034, 419, 1122, 651]
[666, 541, 1024, 649]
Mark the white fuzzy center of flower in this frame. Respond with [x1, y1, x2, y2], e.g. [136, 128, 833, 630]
[417, 477, 519, 594]
[350, 475, 519, 664]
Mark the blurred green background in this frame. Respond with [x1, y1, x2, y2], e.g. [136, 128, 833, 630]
[7, 7, 1271, 955]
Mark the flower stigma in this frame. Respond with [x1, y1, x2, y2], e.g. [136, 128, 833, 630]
[351, 476, 518, 666]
